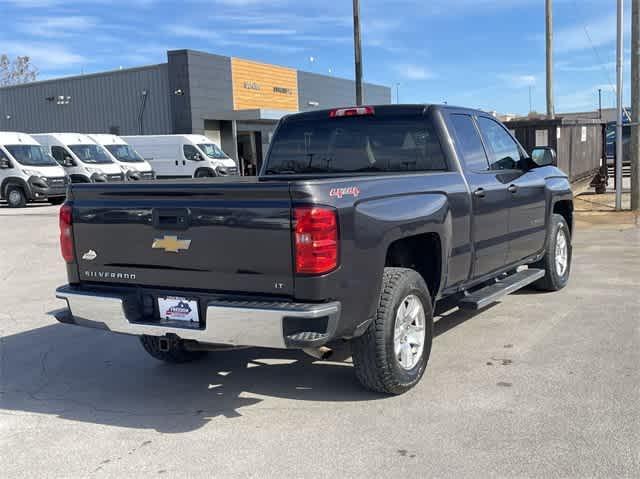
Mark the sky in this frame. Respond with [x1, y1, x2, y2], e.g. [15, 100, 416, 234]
[0, 0, 634, 115]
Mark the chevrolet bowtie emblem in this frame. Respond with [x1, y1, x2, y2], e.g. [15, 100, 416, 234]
[152, 235, 192, 253]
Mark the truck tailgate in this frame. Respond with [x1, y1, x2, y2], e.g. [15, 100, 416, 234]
[70, 178, 294, 296]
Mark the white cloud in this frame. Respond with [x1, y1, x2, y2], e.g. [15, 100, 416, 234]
[557, 84, 616, 111]
[18, 16, 97, 37]
[395, 64, 434, 81]
[2, 0, 61, 6]
[166, 25, 220, 41]
[1, 41, 87, 69]
[240, 29, 297, 35]
[498, 74, 537, 88]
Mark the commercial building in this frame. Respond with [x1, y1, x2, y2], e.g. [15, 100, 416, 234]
[0, 49, 390, 174]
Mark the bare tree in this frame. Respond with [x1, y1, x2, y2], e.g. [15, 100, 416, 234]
[0, 55, 39, 86]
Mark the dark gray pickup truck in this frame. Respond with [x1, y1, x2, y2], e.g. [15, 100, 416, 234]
[54, 105, 573, 394]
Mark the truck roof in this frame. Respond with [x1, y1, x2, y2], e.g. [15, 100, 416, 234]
[32, 133, 98, 145]
[122, 134, 215, 144]
[281, 104, 489, 122]
[88, 134, 128, 146]
[0, 131, 41, 146]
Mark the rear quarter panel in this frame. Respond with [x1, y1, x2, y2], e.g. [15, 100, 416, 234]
[290, 172, 471, 338]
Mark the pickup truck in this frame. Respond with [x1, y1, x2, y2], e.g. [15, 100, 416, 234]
[53, 105, 573, 395]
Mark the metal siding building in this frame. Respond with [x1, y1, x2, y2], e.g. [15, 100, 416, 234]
[0, 64, 172, 135]
[0, 49, 390, 173]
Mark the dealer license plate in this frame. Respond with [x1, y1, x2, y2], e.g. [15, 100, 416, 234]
[158, 296, 199, 323]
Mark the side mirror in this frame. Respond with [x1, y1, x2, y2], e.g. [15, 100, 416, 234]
[530, 147, 557, 167]
[63, 155, 75, 167]
[0, 157, 11, 169]
[192, 153, 203, 161]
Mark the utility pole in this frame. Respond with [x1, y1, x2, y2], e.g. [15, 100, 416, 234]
[598, 88, 602, 119]
[353, 0, 363, 106]
[616, 0, 624, 211]
[545, 0, 555, 118]
[631, 0, 640, 211]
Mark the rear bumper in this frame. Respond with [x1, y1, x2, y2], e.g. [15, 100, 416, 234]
[54, 285, 341, 349]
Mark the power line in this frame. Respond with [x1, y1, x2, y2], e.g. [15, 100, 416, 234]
[571, 0, 631, 119]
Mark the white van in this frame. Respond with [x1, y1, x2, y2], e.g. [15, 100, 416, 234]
[0, 132, 68, 207]
[32, 133, 125, 184]
[88, 134, 155, 181]
[122, 134, 238, 179]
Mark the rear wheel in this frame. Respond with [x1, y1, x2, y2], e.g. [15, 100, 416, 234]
[531, 214, 572, 291]
[352, 267, 433, 395]
[6, 185, 27, 208]
[140, 335, 208, 363]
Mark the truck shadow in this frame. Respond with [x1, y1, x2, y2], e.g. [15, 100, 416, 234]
[1, 304, 487, 433]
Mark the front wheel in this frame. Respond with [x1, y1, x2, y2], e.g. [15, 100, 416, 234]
[195, 169, 214, 178]
[352, 267, 433, 395]
[6, 185, 27, 208]
[531, 214, 572, 291]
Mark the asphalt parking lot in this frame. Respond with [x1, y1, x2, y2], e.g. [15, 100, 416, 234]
[1, 204, 638, 478]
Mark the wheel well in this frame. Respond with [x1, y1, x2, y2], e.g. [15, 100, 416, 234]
[553, 200, 573, 235]
[1, 179, 27, 199]
[385, 233, 442, 299]
[195, 167, 215, 178]
[69, 174, 91, 183]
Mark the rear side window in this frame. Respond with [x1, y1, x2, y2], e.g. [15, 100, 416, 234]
[449, 114, 489, 171]
[265, 115, 447, 174]
[476, 117, 522, 170]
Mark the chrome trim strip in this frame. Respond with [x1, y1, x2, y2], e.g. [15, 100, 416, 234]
[55, 286, 340, 349]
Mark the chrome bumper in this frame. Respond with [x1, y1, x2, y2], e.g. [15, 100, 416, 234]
[54, 286, 340, 349]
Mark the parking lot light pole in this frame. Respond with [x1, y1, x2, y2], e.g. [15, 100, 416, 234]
[353, 0, 363, 106]
[546, 0, 555, 119]
[632, 0, 640, 211]
[616, 0, 624, 211]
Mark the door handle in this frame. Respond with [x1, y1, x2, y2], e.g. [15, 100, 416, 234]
[473, 188, 486, 198]
[183, 160, 186, 166]
[175, 160, 179, 166]
[508, 184, 518, 194]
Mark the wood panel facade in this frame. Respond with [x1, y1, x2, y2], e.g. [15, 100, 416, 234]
[231, 58, 299, 111]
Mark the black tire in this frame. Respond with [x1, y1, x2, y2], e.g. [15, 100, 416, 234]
[139, 335, 207, 363]
[351, 267, 433, 395]
[49, 197, 66, 205]
[6, 185, 27, 208]
[195, 169, 214, 178]
[531, 214, 572, 291]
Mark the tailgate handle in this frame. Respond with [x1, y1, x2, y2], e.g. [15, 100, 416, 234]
[153, 208, 190, 230]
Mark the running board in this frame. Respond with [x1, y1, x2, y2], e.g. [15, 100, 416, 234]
[459, 269, 545, 310]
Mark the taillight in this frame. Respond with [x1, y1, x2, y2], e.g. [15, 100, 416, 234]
[294, 206, 338, 275]
[59, 203, 74, 263]
[329, 106, 375, 118]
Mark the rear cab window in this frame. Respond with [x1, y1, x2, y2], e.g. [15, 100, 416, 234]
[448, 114, 490, 172]
[264, 108, 447, 175]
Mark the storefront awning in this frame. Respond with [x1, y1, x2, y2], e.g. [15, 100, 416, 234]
[208, 109, 296, 122]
